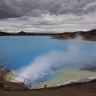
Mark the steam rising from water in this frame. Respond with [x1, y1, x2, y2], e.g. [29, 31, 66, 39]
[13, 36, 96, 85]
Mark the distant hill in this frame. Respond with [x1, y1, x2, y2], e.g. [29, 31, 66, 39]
[0, 32, 11, 35]
[0, 29, 96, 40]
[0, 31, 59, 36]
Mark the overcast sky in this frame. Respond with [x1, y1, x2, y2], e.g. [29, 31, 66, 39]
[0, 0, 96, 33]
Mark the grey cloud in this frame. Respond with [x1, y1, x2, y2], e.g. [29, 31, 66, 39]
[0, 0, 22, 19]
[0, 0, 96, 19]
[0, 12, 96, 33]
[0, 0, 96, 33]
[83, 2, 96, 13]
[0, 8, 20, 19]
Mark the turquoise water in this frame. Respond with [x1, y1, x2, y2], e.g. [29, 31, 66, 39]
[0, 36, 96, 88]
[0, 36, 69, 69]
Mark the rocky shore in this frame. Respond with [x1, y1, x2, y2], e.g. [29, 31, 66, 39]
[0, 78, 96, 96]
[0, 69, 96, 96]
[0, 69, 27, 91]
[52, 29, 96, 41]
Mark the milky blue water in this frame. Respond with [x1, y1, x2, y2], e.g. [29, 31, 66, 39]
[0, 36, 69, 69]
[0, 36, 96, 88]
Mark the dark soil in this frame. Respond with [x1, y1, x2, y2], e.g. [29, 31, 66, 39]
[0, 80, 96, 96]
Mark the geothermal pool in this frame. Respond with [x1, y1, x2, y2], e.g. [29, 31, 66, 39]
[0, 36, 96, 88]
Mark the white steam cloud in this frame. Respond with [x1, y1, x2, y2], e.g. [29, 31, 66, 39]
[13, 36, 95, 84]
